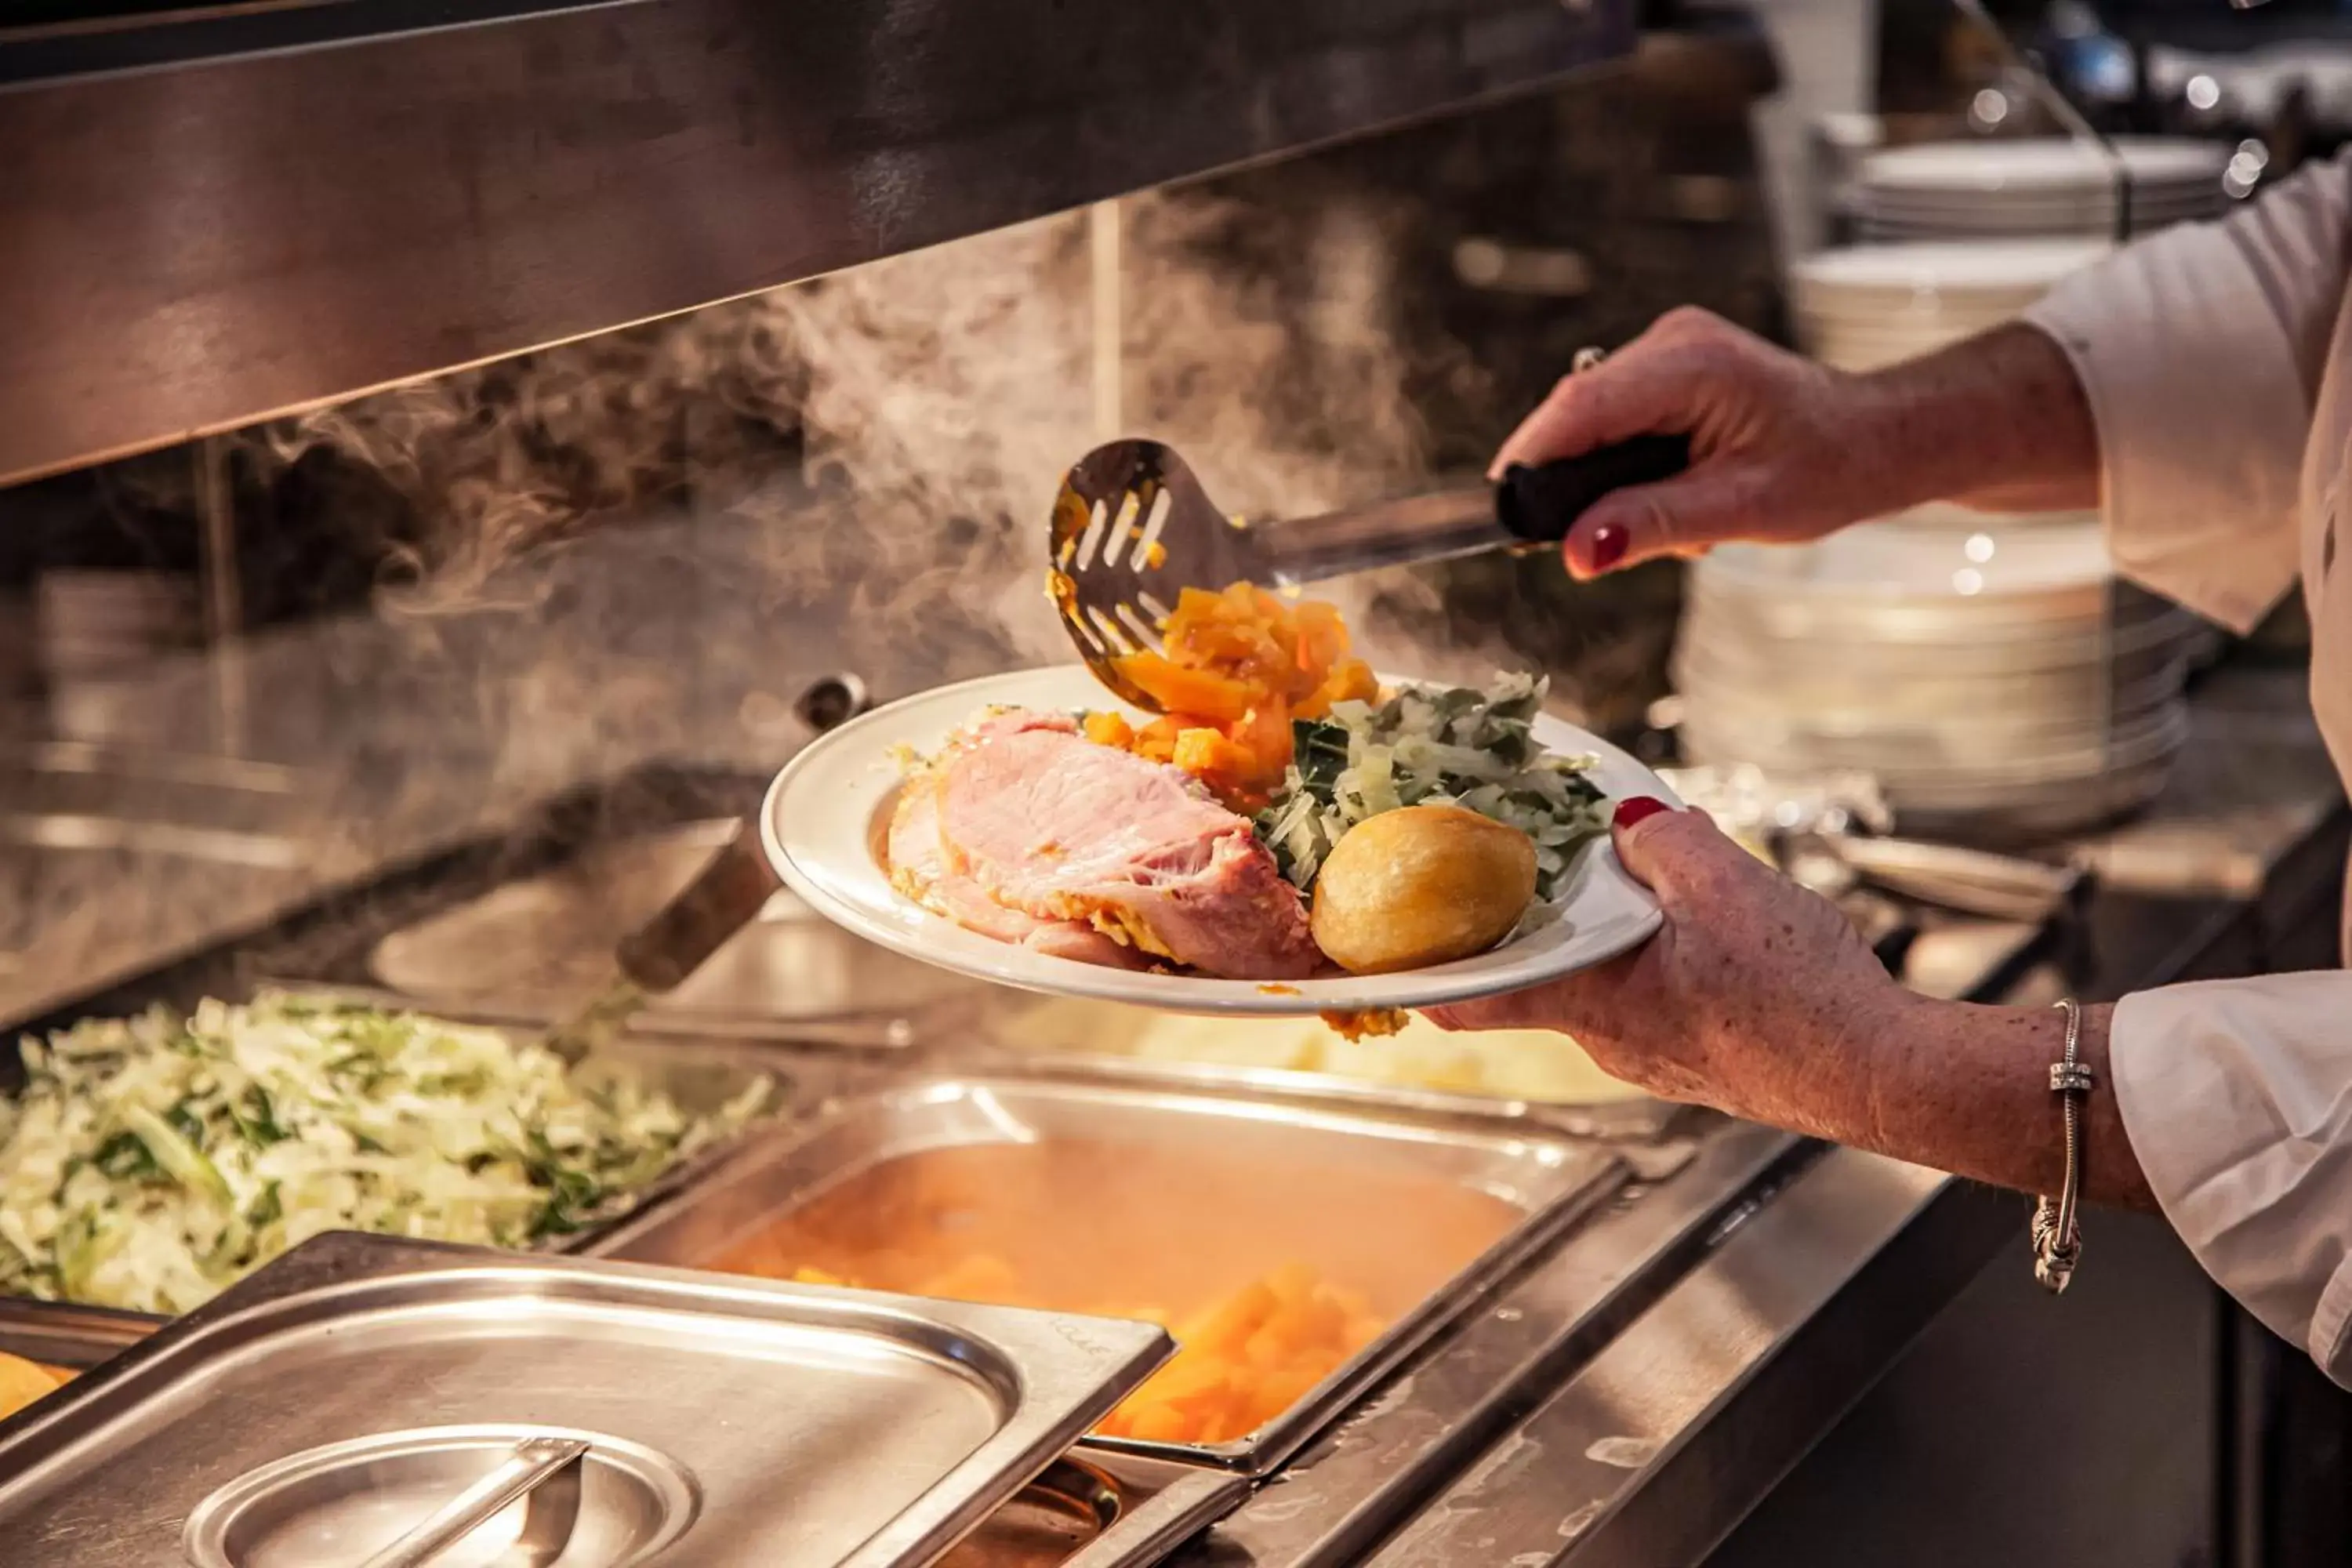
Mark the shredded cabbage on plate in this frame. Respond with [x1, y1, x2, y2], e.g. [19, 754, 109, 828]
[1254, 673, 1609, 901]
[0, 993, 770, 1314]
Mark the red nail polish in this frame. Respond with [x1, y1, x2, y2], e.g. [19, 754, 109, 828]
[1587, 523, 1629, 574]
[1613, 796, 1670, 831]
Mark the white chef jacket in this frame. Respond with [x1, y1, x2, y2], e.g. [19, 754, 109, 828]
[2021, 152, 2352, 1388]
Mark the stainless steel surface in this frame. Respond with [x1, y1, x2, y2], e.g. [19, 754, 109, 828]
[0, 0, 1632, 486]
[957, 1049, 1682, 1142]
[588, 1075, 1624, 1473]
[945, 1454, 1247, 1568]
[355, 1436, 589, 1568]
[0, 1294, 157, 1370]
[0, 1233, 1172, 1567]
[1802, 833, 2083, 924]
[1365, 1150, 2013, 1567]
[1055, 1461, 1247, 1568]
[0, 743, 322, 869]
[1163, 1122, 1802, 1568]
[183, 1425, 681, 1568]
[371, 824, 981, 1025]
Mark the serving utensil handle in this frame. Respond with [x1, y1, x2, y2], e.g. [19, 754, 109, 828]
[358, 1436, 588, 1568]
[615, 822, 782, 993]
[1494, 435, 1691, 545]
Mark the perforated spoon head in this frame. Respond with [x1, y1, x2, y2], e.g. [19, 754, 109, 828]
[1048, 439, 1271, 713]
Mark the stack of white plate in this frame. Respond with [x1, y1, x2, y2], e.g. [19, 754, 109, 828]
[1791, 240, 2108, 372]
[1853, 137, 2230, 242]
[1674, 507, 2201, 838]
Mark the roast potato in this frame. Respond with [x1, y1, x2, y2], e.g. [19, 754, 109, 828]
[1312, 805, 1537, 974]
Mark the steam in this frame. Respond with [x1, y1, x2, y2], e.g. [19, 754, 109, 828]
[235, 186, 1470, 690]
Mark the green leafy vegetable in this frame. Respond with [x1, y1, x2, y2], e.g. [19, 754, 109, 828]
[1254, 673, 1609, 900]
[0, 993, 771, 1314]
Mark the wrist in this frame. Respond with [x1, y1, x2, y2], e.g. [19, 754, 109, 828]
[1851, 322, 2100, 517]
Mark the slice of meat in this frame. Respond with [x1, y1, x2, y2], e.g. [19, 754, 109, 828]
[887, 757, 1148, 970]
[926, 708, 1319, 981]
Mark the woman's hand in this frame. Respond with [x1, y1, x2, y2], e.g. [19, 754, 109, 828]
[1433, 799, 2156, 1210]
[1494, 311, 2103, 580]
[1430, 799, 1912, 1137]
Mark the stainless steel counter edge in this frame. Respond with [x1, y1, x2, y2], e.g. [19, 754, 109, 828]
[1366, 1152, 2015, 1566]
[1165, 1121, 1806, 1568]
[1066, 1463, 1256, 1568]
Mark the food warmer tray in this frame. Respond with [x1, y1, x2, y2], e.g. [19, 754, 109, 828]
[0, 1233, 1178, 1567]
[585, 1074, 1627, 1475]
[0, 1292, 1248, 1568]
[0, 982, 888, 1316]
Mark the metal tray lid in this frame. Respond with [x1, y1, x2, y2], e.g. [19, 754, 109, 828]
[0, 1234, 1174, 1568]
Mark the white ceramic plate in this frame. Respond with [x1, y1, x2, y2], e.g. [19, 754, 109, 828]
[1857, 136, 2228, 196]
[1791, 239, 2110, 303]
[761, 666, 1675, 1014]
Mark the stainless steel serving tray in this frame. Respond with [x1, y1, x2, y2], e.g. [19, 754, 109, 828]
[586, 1075, 1625, 1475]
[0, 986, 878, 1313]
[0, 1303, 1240, 1568]
[0, 1294, 154, 1370]
[955, 1049, 1681, 1142]
[0, 1234, 1174, 1567]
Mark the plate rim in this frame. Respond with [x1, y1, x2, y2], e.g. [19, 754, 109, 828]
[759, 665, 1675, 1014]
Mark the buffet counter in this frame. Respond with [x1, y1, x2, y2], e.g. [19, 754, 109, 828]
[0, 644, 2336, 1565]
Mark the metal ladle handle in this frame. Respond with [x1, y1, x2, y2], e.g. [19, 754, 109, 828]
[612, 671, 873, 995]
[614, 822, 782, 993]
[358, 1436, 588, 1568]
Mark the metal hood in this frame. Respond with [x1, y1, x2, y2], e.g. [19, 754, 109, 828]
[0, 0, 1635, 487]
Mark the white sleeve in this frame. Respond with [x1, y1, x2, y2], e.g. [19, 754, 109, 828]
[2021, 153, 2352, 633]
[2111, 973, 2352, 1385]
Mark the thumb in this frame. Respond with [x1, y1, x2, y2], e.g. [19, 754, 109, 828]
[1606, 797, 1733, 902]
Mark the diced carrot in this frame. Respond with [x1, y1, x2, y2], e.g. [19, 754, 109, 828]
[1124, 1403, 1195, 1444]
[1172, 726, 1249, 779]
[1183, 1282, 1278, 1359]
[1133, 715, 1186, 763]
[1298, 656, 1377, 719]
[1082, 710, 1135, 750]
[1114, 652, 1258, 721]
[1265, 1261, 1322, 1305]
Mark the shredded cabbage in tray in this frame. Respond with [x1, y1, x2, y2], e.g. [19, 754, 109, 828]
[1254, 673, 1610, 900]
[0, 993, 769, 1315]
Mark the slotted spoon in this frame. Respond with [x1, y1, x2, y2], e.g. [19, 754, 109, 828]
[1050, 379, 1686, 709]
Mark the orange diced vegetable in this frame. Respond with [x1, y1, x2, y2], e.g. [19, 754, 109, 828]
[1172, 726, 1250, 779]
[1081, 579, 1383, 810]
[1123, 1403, 1195, 1444]
[1083, 711, 1135, 750]
[1115, 652, 1258, 722]
[753, 1252, 1388, 1450]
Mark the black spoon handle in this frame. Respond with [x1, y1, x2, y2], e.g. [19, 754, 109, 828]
[1494, 435, 1692, 544]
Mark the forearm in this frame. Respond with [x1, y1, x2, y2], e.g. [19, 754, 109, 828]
[1854, 322, 2103, 518]
[1744, 987, 2155, 1210]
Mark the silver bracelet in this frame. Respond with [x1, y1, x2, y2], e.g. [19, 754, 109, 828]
[2031, 996, 2092, 1294]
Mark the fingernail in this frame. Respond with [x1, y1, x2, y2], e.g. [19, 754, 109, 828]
[1613, 796, 1671, 831]
[1587, 523, 1629, 574]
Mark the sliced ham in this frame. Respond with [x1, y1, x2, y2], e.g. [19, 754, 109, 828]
[887, 762, 1149, 970]
[888, 708, 1318, 981]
